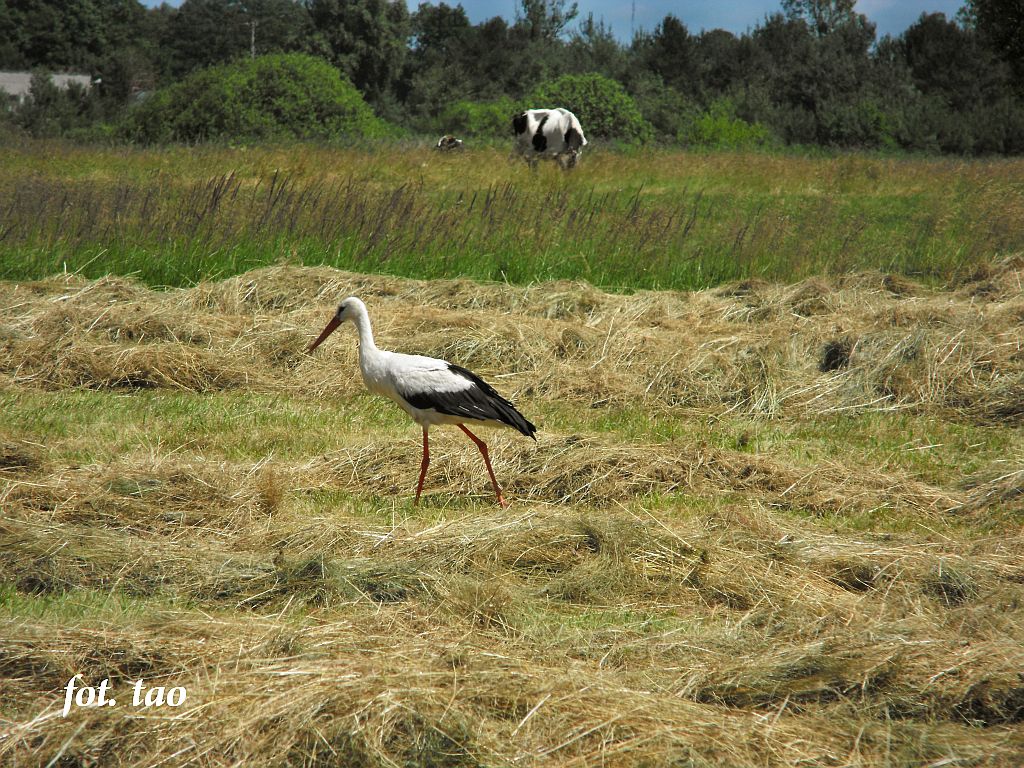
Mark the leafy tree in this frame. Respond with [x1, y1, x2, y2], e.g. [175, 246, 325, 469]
[122, 52, 388, 143]
[163, 0, 310, 80]
[531, 72, 652, 143]
[782, 0, 858, 36]
[973, 96, 1024, 153]
[4, 1, 82, 68]
[460, 16, 547, 100]
[694, 29, 746, 96]
[626, 73, 697, 142]
[410, 1, 469, 54]
[1, 0, 148, 71]
[245, 0, 313, 57]
[0, 1, 29, 68]
[402, 2, 472, 117]
[566, 14, 626, 79]
[749, 13, 818, 142]
[516, 0, 577, 42]
[642, 15, 697, 95]
[307, 0, 410, 104]
[0, 1, 173, 124]
[901, 12, 1007, 111]
[750, 8, 887, 147]
[890, 10, 1024, 153]
[163, 0, 249, 76]
[92, 4, 172, 103]
[492, 0, 578, 94]
[967, 0, 1024, 84]
[403, 8, 547, 118]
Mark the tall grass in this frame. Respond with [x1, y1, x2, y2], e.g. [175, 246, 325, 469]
[1, 141, 1022, 289]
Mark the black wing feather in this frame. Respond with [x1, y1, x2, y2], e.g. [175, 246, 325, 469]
[401, 364, 537, 439]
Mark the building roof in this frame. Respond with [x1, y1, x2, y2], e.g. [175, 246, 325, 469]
[0, 71, 92, 99]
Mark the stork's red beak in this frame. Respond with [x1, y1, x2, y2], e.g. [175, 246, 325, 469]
[307, 316, 341, 354]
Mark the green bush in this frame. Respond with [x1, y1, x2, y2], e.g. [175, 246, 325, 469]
[530, 73, 653, 144]
[435, 97, 516, 138]
[814, 98, 898, 150]
[681, 98, 775, 150]
[122, 53, 390, 144]
[628, 74, 700, 143]
[14, 72, 100, 139]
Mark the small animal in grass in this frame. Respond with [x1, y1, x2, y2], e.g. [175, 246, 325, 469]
[435, 134, 464, 151]
[307, 297, 536, 508]
[512, 107, 587, 169]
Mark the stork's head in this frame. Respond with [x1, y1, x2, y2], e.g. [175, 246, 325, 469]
[307, 296, 363, 354]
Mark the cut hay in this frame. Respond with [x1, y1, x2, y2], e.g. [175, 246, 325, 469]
[3, 262, 1023, 425]
[958, 466, 1024, 515]
[2, 502, 1023, 765]
[3, 265, 1024, 767]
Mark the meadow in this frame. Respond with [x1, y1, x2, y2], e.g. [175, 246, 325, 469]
[2, 140, 1024, 289]
[1, 142, 1023, 766]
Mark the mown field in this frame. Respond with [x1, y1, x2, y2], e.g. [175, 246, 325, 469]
[1, 143, 1023, 766]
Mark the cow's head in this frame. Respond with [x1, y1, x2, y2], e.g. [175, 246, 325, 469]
[512, 112, 529, 136]
[564, 127, 584, 152]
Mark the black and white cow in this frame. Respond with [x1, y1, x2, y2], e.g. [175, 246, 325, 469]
[512, 108, 587, 169]
[435, 134, 464, 152]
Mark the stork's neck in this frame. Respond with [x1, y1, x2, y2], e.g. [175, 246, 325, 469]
[350, 303, 381, 363]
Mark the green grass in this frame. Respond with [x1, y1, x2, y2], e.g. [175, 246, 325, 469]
[3, 386, 1013, 543]
[0, 389, 404, 462]
[3, 388, 1009, 496]
[1, 142, 1022, 290]
[0, 582, 183, 622]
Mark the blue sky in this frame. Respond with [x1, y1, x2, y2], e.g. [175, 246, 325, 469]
[145, 1, 966, 41]
[567, 0, 965, 39]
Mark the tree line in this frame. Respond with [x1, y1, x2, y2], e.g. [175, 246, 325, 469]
[1, 0, 1022, 154]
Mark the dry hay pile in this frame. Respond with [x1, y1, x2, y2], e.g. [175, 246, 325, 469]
[2, 503, 1023, 766]
[284, 432, 959, 514]
[2, 262, 1024, 766]
[4, 260, 1022, 510]
[3, 259, 1023, 418]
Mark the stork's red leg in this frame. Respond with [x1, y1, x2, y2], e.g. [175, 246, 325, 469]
[414, 427, 430, 505]
[458, 424, 508, 508]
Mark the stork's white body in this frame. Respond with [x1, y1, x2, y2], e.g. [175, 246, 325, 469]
[308, 297, 536, 506]
[356, 346, 472, 427]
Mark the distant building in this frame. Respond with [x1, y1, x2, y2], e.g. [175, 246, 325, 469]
[0, 71, 93, 103]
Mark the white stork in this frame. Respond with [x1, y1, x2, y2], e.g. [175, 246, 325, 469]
[307, 297, 537, 507]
